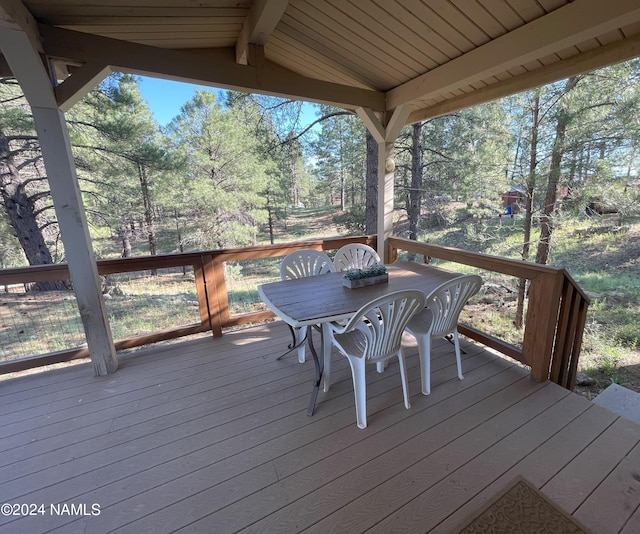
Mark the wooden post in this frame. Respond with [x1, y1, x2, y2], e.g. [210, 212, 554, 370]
[213, 257, 230, 328]
[524, 272, 564, 382]
[357, 105, 412, 263]
[194, 256, 214, 334]
[0, 24, 117, 375]
[377, 141, 395, 263]
[201, 254, 223, 338]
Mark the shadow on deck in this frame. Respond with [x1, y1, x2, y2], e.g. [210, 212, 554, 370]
[1, 322, 640, 533]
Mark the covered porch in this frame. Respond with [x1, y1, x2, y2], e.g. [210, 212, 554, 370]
[2, 322, 640, 533]
[0, 0, 639, 377]
[1, 2, 640, 532]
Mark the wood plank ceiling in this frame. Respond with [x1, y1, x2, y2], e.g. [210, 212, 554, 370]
[7, 0, 640, 124]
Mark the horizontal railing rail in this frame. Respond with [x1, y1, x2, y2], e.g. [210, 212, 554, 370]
[0, 236, 376, 374]
[389, 237, 590, 389]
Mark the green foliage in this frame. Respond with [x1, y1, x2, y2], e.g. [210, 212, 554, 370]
[333, 204, 366, 235]
[343, 263, 387, 280]
[166, 90, 268, 249]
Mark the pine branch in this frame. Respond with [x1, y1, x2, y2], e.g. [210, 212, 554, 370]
[280, 111, 351, 145]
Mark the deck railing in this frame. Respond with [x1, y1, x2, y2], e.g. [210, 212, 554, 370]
[0, 236, 375, 374]
[389, 237, 590, 389]
[0, 235, 589, 389]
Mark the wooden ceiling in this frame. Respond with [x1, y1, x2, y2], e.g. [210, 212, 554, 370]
[5, 0, 640, 125]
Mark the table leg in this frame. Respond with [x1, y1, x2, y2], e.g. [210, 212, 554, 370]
[306, 324, 324, 416]
[276, 324, 307, 361]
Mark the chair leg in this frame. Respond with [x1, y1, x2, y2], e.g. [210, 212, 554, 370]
[397, 349, 411, 409]
[376, 360, 387, 373]
[453, 329, 464, 380]
[323, 323, 333, 392]
[417, 335, 431, 395]
[346, 355, 367, 429]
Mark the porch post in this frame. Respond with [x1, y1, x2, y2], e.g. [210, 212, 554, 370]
[0, 23, 118, 374]
[377, 141, 395, 263]
[357, 105, 413, 262]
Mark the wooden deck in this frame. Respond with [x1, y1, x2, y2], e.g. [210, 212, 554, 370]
[1, 321, 640, 533]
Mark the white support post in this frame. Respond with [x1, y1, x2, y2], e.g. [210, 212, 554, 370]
[0, 25, 118, 375]
[32, 107, 118, 375]
[377, 141, 395, 263]
[357, 105, 412, 262]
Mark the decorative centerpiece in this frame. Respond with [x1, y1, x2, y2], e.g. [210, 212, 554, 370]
[342, 263, 389, 289]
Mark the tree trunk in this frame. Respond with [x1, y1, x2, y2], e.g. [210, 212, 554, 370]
[0, 129, 65, 290]
[174, 209, 187, 274]
[365, 131, 377, 234]
[535, 77, 578, 265]
[516, 92, 539, 329]
[119, 221, 132, 258]
[266, 192, 275, 245]
[408, 122, 423, 241]
[138, 163, 157, 256]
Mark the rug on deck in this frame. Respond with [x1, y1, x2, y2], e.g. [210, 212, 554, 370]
[455, 475, 590, 533]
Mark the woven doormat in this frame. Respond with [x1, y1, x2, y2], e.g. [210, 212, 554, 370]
[455, 476, 590, 533]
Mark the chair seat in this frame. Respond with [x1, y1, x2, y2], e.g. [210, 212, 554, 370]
[334, 329, 375, 360]
[406, 308, 434, 336]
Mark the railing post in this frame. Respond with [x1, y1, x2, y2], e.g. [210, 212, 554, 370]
[387, 239, 398, 264]
[195, 254, 216, 336]
[524, 271, 564, 382]
[198, 254, 224, 338]
[213, 256, 230, 329]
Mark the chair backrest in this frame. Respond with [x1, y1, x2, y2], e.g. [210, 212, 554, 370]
[280, 249, 335, 280]
[425, 274, 483, 337]
[333, 244, 381, 271]
[342, 290, 426, 361]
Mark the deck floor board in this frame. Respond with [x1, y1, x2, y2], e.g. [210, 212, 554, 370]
[1, 321, 639, 533]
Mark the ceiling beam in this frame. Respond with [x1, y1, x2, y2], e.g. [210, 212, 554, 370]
[40, 25, 385, 111]
[406, 32, 640, 124]
[388, 0, 640, 110]
[236, 0, 288, 65]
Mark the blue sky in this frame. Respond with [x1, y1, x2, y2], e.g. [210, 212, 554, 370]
[137, 75, 317, 128]
[137, 76, 217, 126]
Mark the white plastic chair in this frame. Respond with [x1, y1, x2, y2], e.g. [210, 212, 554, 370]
[333, 243, 381, 271]
[327, 289, 426, 429]
[279, 249, 335, 363]
[405, 274, 483, 395]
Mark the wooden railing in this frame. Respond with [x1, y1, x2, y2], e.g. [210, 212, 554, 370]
[0, 236, 375, 374]
[389, 237, 590, 389]
[0, 235, 589, 389]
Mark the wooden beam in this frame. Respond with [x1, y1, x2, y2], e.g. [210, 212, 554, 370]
[356, 107, 384, 142]
[0, 0, 43, 54]
[407, 32, 640, 124]
[55, 61, 111, 111]
[0, 27, 54, 107]
[388, 0, 640, 110]
[236, 0, 288, 65]
[384, 104, 412, 141]
[40, 25, 385, 111]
